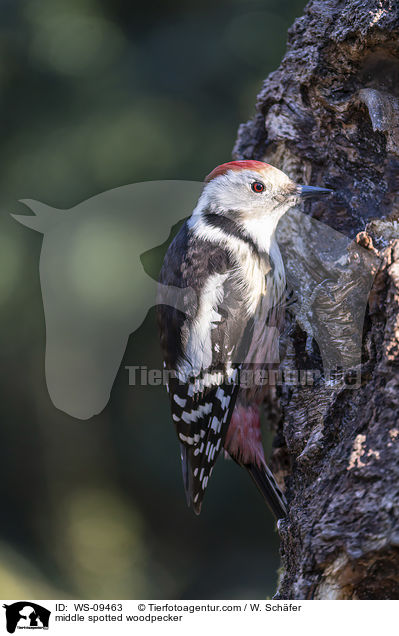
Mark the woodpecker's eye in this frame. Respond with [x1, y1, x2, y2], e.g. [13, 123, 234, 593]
[251, 181, 265, 193]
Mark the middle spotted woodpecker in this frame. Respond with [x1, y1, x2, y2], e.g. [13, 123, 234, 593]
[157, 160, 331, 517]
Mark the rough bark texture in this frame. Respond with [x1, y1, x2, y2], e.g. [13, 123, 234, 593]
[234, 0, 399, 599]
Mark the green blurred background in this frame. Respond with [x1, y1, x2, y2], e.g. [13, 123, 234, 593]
[0, 0, 306, 599]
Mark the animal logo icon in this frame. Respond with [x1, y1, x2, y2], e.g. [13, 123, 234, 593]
[3, 602, 50, 633]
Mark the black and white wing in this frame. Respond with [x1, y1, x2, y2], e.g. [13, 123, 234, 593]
[157, 223, 247, 514]
[168, 368, 240, 513]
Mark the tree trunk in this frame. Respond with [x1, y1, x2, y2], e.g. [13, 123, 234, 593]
[234, 0, 399, 600]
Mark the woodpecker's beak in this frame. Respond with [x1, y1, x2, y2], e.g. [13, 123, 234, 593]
[298, 185, 333, 199]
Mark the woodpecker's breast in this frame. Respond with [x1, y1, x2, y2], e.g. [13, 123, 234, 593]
[227, 244, 268, 320]
[233, 238, 285, 320]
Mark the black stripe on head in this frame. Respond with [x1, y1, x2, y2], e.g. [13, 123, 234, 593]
[203, 213, 259, 256]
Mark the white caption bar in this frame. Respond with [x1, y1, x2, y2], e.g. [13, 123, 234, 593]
[0, 599, 396, 635]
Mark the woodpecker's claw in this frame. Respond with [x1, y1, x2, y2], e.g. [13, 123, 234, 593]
[298, 185, 333, 199]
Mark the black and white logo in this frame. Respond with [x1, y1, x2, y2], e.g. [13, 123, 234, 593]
[2, 602, 50, 633]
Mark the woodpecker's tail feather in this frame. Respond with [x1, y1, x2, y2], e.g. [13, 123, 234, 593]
[180, 443, 194, 508]
[180, 442, 202, 515]
[245, 462, 287, 520]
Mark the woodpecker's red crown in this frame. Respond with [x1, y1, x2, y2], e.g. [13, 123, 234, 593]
[205, 160, 272, 183]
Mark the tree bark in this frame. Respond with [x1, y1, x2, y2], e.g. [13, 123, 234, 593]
[234, 0, 399, 599]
